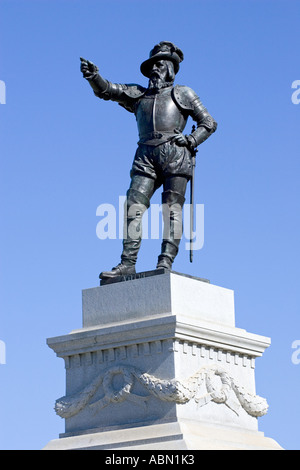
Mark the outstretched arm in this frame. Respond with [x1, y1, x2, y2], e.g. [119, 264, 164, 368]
[80, 57, 146, 113]
[80, 57, 113, 99]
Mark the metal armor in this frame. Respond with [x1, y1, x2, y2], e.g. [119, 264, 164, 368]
[88, 74, 217, 149]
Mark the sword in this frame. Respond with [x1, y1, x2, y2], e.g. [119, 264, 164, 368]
[189, 126, 198, 263]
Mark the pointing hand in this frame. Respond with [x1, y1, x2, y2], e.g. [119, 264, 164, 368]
[80, 57, 99, 79]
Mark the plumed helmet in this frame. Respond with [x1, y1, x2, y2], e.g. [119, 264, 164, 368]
[140, 41, 184, 78]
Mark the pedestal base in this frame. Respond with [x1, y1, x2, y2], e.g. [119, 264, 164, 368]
[44, 419, 282, 450]
[44, 271, 282, 450]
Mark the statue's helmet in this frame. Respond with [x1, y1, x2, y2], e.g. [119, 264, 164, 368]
[140, 41, 184, 78]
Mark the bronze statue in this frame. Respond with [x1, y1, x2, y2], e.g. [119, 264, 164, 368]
[80, 41, 217, 281]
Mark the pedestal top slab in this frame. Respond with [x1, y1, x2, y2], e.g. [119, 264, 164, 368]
[82, 270, 235, 329]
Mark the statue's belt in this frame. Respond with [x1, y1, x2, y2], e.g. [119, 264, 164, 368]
[138, 131, 178, 145]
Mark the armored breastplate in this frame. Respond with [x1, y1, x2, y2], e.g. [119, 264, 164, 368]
[135, 86, 188, 145]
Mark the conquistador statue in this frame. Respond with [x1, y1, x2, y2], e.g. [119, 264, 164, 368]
[80, 41, 217, 281]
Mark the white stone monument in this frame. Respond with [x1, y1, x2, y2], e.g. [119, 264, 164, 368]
[43, 270, 282, 450]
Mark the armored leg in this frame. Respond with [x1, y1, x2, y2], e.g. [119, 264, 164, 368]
[121, 188, 150, 266]
[156, 189, 186, 270]
[99, 177, 153, 280]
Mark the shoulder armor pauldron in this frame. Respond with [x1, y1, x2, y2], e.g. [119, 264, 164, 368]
[172, 85, 198, 111]
[122, 84, 147, 99]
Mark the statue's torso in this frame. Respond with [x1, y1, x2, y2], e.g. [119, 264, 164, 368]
[135, 86, 188, 144]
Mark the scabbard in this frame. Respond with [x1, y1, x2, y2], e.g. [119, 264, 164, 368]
[190, 155, 196, 263]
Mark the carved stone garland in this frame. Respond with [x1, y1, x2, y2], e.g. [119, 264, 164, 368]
[55, 364, 268, 420]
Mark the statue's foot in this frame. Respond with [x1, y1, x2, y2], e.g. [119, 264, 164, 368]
[156, 255, 172, 271]
[99, 263, 136, 280]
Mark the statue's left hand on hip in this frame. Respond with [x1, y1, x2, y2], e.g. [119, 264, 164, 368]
[170, 131, 188, 147]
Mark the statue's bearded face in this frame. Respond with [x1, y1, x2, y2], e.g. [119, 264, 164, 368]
[148, 60, 174, 90]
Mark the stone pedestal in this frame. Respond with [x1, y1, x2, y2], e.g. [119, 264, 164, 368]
[43, 271, 282, 450]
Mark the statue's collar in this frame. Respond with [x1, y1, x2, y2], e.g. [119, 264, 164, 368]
[146, 84, 173, 96]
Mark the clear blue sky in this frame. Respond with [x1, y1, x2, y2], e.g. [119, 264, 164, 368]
[0, 0, 299, 450]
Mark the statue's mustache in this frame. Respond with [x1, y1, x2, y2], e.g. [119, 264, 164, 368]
[150, 71, 162, 79]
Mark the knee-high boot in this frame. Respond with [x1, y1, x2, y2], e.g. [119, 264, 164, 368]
[156, 190, 185, 270]
[100, 188, 150, 279]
